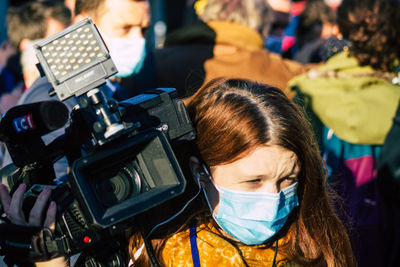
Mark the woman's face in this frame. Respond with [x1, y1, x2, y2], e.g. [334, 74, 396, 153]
[204, 145, 300, 213]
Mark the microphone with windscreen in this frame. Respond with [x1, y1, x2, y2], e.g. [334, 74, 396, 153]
[0, 101, 69, 166]
[0, 101, 68, 143]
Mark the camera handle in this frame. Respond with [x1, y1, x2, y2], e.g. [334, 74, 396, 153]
[74, 239, 130, 267]
[0, 224, 70, 265]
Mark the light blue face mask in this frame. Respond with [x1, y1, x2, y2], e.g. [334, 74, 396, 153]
[103, 34, 147, 78]
[203, 180, 299, 245]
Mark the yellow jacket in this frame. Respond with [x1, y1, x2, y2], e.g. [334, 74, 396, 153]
[160, 223, 293, 267]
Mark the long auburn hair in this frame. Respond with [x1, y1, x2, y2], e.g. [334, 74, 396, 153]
[130, 78, 354, 267]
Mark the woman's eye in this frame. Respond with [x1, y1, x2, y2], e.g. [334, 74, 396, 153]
[246, 179, 262, 184]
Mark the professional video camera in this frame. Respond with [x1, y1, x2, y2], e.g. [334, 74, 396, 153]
[0, 18, 195, 266]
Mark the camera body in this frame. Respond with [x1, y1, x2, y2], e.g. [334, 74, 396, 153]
[62, 88, 194, 254]
[0, 18, 196, 265]
[0, 88, 195, 263]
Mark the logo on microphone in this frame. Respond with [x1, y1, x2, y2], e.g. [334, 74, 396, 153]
[13, 114, 36, 133]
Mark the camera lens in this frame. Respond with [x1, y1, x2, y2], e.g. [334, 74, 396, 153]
[95, 162, 141, 207]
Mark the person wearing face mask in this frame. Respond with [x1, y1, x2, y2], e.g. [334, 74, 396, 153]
[0, 78, 355, 266]
[130, 78, 354, 266]
[101, 34, 146, 79]
[74, 0, 155, 100]
[6, 1, 72, 91]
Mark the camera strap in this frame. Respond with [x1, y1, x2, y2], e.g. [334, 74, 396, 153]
[0, 224, 69, 265]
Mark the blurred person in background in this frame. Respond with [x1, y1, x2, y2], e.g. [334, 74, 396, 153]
[6, 0, 71, 89]
[0, 0, 24, 106]
[0, 40, 21, 114]
[266, 0, 306, 58]
[289, 0, 400, 266]
[154, 0, 308, 99]
[294, 0, 348, 64]
[263, 0, 292, 54]
[74, 0, 155, 99]
[265, 0, 343, 60]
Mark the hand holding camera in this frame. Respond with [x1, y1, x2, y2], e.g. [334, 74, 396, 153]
[0, 183, 68, 266]
[0, 183, 56, 228]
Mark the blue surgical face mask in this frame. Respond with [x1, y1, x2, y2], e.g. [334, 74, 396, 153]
[203, 178, 299, 245]
[102, 34, 146, 78]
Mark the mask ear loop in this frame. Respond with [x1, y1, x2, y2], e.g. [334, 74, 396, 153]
[202, 163, 211, 177]
[198, 164, 217, 213]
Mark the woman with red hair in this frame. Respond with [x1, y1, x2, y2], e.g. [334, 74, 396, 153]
[128, 78, 355, 266]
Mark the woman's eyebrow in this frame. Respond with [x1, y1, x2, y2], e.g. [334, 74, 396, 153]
[237, 174, 273, 182]
[236, 160, 299, 182]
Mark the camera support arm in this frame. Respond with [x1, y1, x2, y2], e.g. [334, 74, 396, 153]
[79, 88, 124, 144]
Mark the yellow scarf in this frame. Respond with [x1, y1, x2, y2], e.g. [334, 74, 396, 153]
[161, 223, 292, 267]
